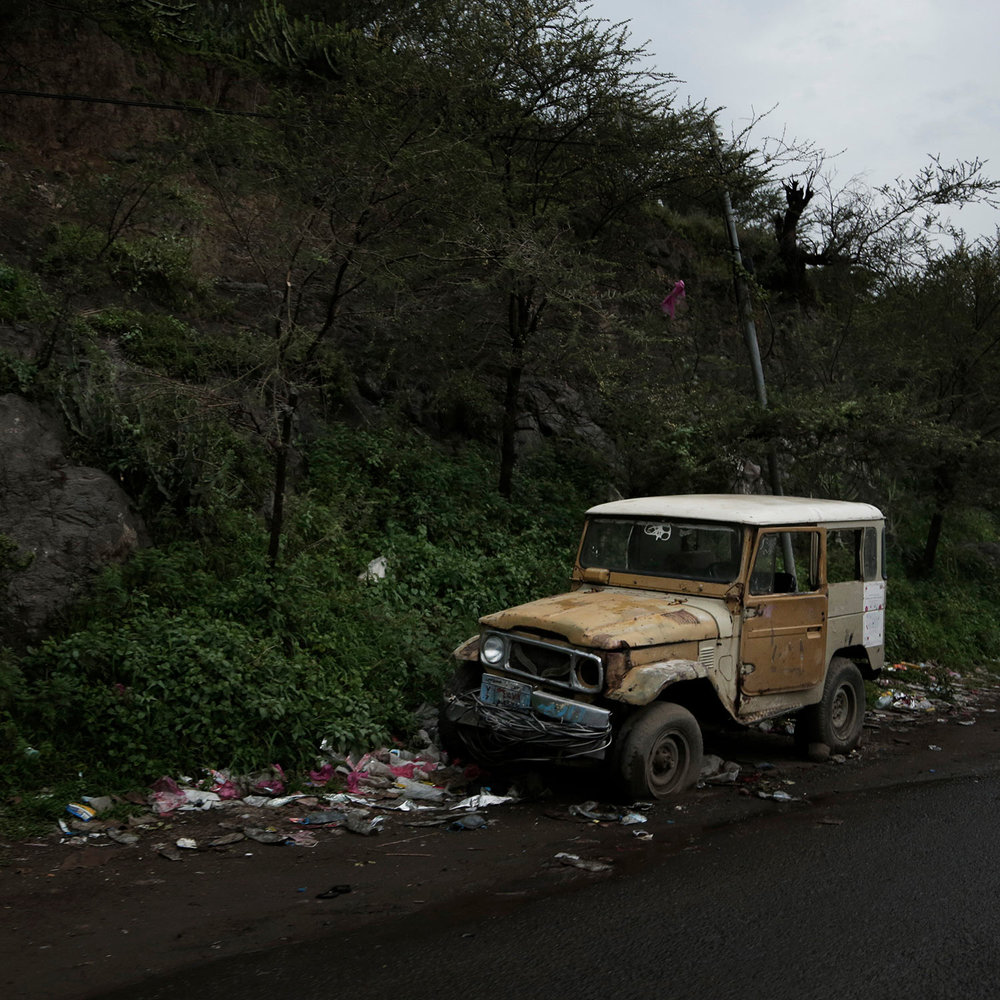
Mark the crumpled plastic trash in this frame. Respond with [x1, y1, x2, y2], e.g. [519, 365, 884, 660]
[359, 555, 388, 582]
[344, 810, 384, 836]
[207, 769, 242, 799]
[242, 794, 304, 809]
[150, 776, 189, 815]
[395, 777, 446, 802]
[251, 764, 286, 796]
[699, 755, 741, 785]
[568, 801, 648, 825]
[877, 690, 935, 712]
[451, 793, 515, 810]
[180, 788, 222, 811]
[449, 813, 487, 831]
[308, 763, 336, 787]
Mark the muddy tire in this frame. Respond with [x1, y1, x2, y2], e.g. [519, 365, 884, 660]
[797, 657, 865, 754]
[617, 702, 703, 799]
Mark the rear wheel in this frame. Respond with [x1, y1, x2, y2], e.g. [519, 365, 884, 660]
[797, 657, 865, 754]
[617, 702, 703, 799]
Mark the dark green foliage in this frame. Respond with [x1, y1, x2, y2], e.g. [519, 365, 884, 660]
[0, 259, 52, 324]
[2, 427, 590, 794]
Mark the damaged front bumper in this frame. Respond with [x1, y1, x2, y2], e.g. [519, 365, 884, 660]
[442, 674, 613, 764]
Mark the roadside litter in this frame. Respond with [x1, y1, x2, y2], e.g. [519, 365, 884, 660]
[568, 801, 647, 825]
[698, 755, 741, 786]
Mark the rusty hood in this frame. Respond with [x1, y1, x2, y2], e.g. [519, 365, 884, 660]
[479, 588, 719, 651]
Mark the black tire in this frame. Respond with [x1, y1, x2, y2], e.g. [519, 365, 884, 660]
[617, 702, 703, 799]
[797, 657, 865, 754]
[436, 662, 482, 762]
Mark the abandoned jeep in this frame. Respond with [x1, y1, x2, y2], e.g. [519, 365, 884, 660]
[440, 494, 886, 798]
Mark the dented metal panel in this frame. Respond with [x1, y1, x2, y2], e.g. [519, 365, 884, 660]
[479, 589, 719, 650]
[606, 659, 707, 704]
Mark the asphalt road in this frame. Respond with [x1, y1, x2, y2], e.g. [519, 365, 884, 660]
[96, 769, 1000, 1000]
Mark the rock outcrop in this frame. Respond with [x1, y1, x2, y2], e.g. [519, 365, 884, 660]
[0, 393, 147, 641]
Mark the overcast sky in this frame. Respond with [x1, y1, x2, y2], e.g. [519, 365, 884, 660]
[584, 0, 1000, 240]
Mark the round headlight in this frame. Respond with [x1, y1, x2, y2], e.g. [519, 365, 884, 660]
[481, 634, 505, 665]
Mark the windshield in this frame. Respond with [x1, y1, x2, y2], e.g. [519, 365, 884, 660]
[580, 517, 743, 582]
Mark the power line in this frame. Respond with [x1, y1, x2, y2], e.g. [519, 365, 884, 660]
[0, 87, 275, 118]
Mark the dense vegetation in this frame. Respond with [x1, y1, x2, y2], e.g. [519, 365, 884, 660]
[2, 0, 1000, 799]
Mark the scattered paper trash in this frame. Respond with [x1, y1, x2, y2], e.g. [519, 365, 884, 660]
[175, 837, 198, 850]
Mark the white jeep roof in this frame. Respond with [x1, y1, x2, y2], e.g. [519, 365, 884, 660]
[586, 494, 883, 526]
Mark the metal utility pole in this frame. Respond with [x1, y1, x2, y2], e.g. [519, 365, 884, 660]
[712, 131, 796, 584]
[712, 131, 784, 500]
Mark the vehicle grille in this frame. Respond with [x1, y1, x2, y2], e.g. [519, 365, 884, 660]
[510, 641, 570, 680]
[485, 631, 603, 694]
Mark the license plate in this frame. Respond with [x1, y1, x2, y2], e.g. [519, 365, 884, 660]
[480, 674, 532, 710]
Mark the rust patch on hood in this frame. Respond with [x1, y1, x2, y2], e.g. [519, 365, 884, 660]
[480, 589, 719, 650]
[665, 609, 700, 625]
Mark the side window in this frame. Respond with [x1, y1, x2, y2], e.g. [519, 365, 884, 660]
[827, 528, 862, 583]
[750, 530, 819, 594]
[863, 527, 878, 580]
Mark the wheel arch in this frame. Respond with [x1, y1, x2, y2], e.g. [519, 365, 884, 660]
[829, 645, 876, 680]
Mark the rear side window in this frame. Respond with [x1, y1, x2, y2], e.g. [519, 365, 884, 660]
[827, 527, 879, 582]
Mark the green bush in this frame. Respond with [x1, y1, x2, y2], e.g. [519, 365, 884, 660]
[0, 259, 51, 323]
[3, 425, 594, 794]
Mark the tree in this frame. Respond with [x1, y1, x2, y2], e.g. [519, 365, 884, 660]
[767, 156, 1000, 303]
[409, 1, 715, 495]
[868, 239, 1000, 573]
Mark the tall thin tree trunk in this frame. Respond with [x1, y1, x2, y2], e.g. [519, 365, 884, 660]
[498, 360, 523, 499]
[268, 391, 298, 568]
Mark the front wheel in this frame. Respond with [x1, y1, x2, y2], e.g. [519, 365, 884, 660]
[617, 702, 703, 799]
[797, 657, 865, 754]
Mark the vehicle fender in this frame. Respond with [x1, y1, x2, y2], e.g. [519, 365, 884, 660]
[606, 659, 707, 704]
[452, 635, 480, 661]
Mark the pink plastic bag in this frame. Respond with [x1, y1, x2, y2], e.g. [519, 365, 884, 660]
[251, 764, 286, 797]
[150, 776, 188, 815]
